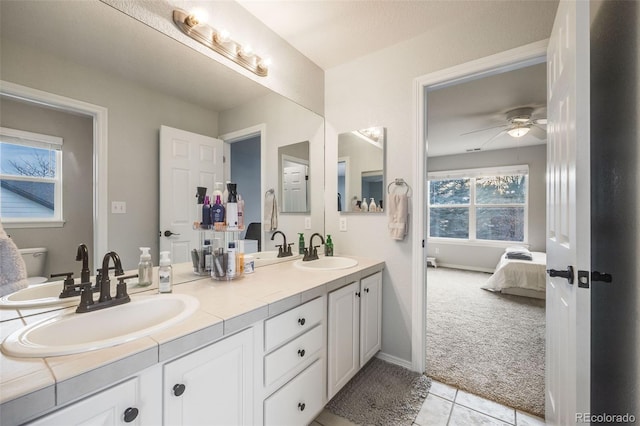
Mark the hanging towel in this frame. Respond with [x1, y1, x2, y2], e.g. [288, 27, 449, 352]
[388, 193, 409, 240]
[263, 190, 278, 231]
[0, 221, 29, 297]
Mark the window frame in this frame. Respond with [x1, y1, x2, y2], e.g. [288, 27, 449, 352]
[0, 126, 64, 228]
[427, 165, 529, 246]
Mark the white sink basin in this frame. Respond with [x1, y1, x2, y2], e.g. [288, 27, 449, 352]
[0, 281, 77, 309]
[293, 257, 358, 271]
[1, 294, 199, 358]
[253, 250, 301, 267]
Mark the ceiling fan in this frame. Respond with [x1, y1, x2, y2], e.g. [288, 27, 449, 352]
[461, 107, 547, 151]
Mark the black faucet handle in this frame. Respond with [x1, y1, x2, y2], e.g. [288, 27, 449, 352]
[75, 283, 95, 313]
[115, 274, 136, 300]
[286, 243, 294, 255]
[51, 271, 74, 282]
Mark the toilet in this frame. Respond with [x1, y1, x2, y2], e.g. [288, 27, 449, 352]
[18, 248, 48, 285]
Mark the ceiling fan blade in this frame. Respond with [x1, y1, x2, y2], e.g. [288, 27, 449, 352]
[480, 129, 508, 149]
[533, 118, 547, 125]
[460, 124, 507, 136]
[530, 125, 547, 140]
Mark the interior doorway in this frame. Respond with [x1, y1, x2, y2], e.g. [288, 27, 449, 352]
[413, 41, 549, 415]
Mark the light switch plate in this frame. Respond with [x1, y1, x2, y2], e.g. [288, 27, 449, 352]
[339, 217, 347, 232]
[304, 216, 311, 229]
[111, 201, 126, 214]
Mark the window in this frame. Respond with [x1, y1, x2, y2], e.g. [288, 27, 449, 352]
[0, 127, 63, 226]
[428, 166, 528, 243]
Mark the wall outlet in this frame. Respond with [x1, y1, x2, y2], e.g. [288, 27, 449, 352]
[111, 201, 126, 214]
[339, 217, 348, 232]
[304, 216, 311, 229]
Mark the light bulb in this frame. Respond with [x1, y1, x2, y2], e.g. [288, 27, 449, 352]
[238, 44, 254, 58]
[185, 8, 208, 27]
[258, 57, 272, 71]
[213, 29, 230, 44]
[507, 126, 531, 138]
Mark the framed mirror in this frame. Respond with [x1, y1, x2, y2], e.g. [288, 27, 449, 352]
[337, 127, 385, 213]
[278, 141, 310, 213]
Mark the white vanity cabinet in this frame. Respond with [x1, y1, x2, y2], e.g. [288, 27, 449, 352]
[163, 328, 254, 426]
[262, 297, 326, 426]
[327, 271, 382, 399]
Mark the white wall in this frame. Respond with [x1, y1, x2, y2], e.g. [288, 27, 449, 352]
[426, 145, 547, 272]
[324, 6, 557, 364]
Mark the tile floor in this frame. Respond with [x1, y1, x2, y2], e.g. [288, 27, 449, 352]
[312, 380, 546, 426]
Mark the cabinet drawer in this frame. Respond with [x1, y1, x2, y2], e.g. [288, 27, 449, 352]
[264, 324, 322, 387]
[264, 297, 322, 351]
[264, 359, 324, 426]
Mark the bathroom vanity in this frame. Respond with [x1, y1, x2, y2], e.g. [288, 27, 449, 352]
[0, 256, 383, 426]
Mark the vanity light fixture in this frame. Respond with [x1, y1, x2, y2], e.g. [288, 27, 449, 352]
[173, 8, 270, 77]
[352, 126, 384, 149]
[507, 125, 531, 138]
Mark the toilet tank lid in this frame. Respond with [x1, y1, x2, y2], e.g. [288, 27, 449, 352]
[18, 248, 48, 254]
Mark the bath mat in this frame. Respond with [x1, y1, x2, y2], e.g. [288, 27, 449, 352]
[326, 357, 431, 425]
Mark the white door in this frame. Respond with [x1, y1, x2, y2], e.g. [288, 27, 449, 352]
[159, 126, 224, 263]
[359, 271, 382, 366]
[545, 1, 590, 424]
[282, 157, 308, 212]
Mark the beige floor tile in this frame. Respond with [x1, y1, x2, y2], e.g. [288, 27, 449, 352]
[455, 390, 516, 424]
[428, 380, 458, 401]
[414, 393, 453, 426]
[516, 411, 546, 425]
[449, 404, 512, 426]
[314, 409, 359, 426]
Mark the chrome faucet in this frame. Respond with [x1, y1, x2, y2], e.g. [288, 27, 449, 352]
[303, 233, 325, 261]
[76, 251, 130, 313]
[76, 243, 91, 283]
[271, 231, 293, 257]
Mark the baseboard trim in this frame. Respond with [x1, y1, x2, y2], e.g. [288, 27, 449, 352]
[375, 352, 414, 371]
[434, 263, 494, 274]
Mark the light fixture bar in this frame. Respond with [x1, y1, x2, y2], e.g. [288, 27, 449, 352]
[173, 9, 269, 77]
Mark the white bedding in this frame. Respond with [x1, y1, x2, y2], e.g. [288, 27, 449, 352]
[482, 251, 547, 298]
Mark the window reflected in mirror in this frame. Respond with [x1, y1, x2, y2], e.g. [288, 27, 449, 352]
[337, 127, 385, 213]
[278, 141, 310, 213]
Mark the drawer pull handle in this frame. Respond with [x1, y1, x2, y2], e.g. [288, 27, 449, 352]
[298, 402, 306, 411]
[123, 407, 139, 423]
[298, 318, 306, 326]
[173, 383, 186, 397]
[298, 349, 306, 357]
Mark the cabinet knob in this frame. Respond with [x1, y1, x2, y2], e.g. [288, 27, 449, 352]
[173, 383, 186, 397]
[298, 349, 306, 357]
[298, 402, 306, 411]
[364, 287, 369, 293]
[355, 291, 361, 297]
[298, 317, 306, 326]
[123, 407, 139, 423]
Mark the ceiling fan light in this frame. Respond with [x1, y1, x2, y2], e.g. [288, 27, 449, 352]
[508, 126, 531, 138]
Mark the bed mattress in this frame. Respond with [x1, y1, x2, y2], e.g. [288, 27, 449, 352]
[482, 251, 547, 299]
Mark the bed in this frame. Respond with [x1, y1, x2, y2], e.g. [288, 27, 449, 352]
[482, 251, 547, 299]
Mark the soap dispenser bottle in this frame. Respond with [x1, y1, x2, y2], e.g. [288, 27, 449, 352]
[158, 251, 172, 293]
[361, 197, 369, 212]
[325, 235, 334, 256]
[298, 233, 305, 255]
[369, 198, 377, 212]
[137, 247, 153, 287]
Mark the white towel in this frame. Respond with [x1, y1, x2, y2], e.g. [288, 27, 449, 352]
[0, 221, 29, 297]
[263, 191, 278, 231]
[388, 193, 409, 240]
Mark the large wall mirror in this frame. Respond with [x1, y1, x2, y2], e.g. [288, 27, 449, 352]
[0, 1, 324, 274]
[337, 127, 386, 213]
[279, 141, 310, 213]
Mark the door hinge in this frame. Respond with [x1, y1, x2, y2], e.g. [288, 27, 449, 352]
[422, 239, 425, 248]
[577, 270, 590, 288]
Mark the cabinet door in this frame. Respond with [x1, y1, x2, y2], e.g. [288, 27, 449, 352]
[28, 378, 142, 426]
[327, 281, 360, 399]
[360, 271, 382, 366]
[164, 328, 254, 426]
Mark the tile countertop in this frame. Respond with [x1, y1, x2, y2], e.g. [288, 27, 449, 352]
[0, 255, 384, 425]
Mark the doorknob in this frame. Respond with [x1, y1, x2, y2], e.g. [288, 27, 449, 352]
[546, 265, 574, 284]
[164, 230, 180, 237]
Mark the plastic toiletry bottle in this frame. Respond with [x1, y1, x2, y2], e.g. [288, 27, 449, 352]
[158, 251, 172, 293]
[137, 247, 153, 287]
[237, 194, 245, 230]
[298, 233, 305, 255]
[226, 241, 237, 278]
[222, 181, 231, 207]
[226, 182, 239, 230]
[213, 182, 224, 204]
[325, 235, 334, 256]
[369, 198, 377, 212]
[361, 197, 369, 212]
[202, 196, 212, 227]
[212, 195, 225, 225]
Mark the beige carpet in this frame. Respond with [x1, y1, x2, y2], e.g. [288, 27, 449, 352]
[426, 267, 545, 418]
[326, 358, 431, 425]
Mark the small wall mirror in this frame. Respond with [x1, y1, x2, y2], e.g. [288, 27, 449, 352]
[337, 127, 386, 213]
[278, 141, 310, 213]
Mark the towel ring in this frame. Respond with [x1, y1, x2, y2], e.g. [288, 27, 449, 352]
[387, 178, 411, 195]
[265, 188, 275, 196]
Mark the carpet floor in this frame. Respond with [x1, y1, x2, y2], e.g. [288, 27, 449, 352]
[326, 358, 431, 425]
[426, 267, 545, 418]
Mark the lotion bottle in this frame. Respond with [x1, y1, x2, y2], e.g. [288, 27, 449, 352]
[137, 247, 153, 287]
[212, 195, 225, 225]
[158, 251, 172, 293]
[361, 197, 369, 212]
[369, 198, 377, 212]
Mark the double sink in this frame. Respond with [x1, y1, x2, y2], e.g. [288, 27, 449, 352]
[1, 256, 357, 358]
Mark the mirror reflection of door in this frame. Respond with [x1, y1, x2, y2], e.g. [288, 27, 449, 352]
[282, 156, 308, 212]
[229, 135, 261, 241]
[337, 158, 349, 211]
